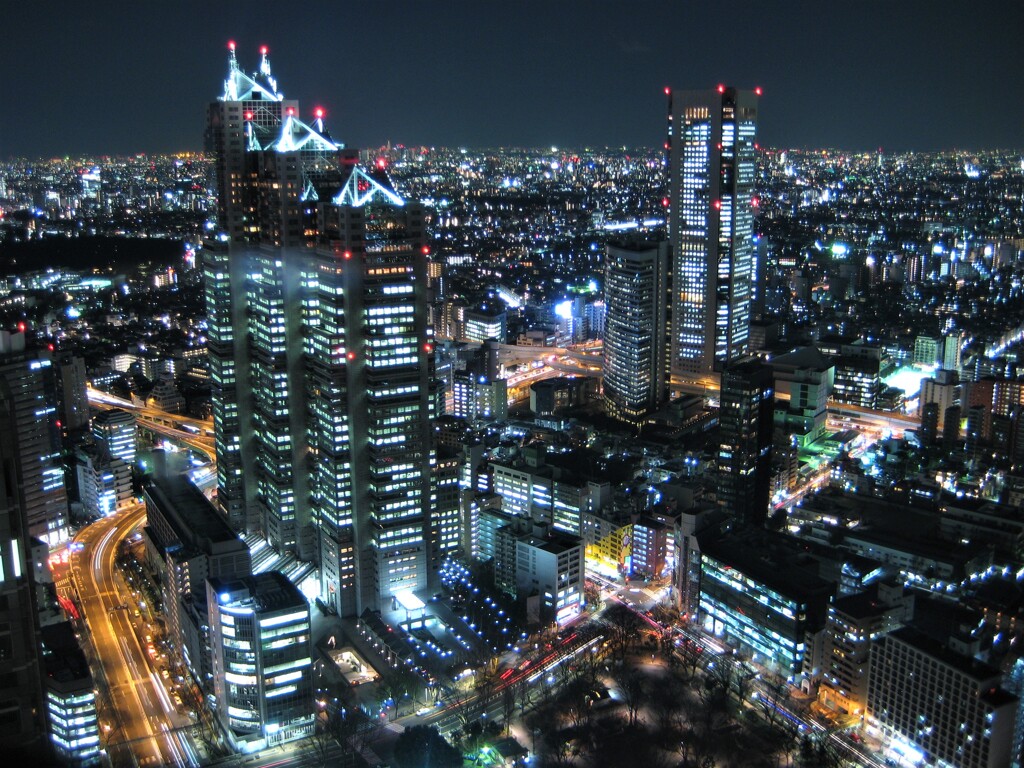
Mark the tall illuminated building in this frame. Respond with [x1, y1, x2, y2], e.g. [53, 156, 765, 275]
[205, 44, 434, 615]
[204, 43, 352, 547]
[717, 358, 773, 527]
[666, 86, 759, 377]
[602, 238, 669, 424]
[0, 338, 48, 758]
[309, 174, 434, 616]
[0, 332, 68, 546]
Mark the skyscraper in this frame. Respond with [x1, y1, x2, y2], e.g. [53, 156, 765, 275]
[666, 86, 759, 377]
[205, 45, 434, 616]
[0, 342, 48, 757]
[309, 181, 434, 616]
[717, 358, 774, 526]
[204, 43, 350, 545]
[0, 332, 69, 546]
[602, 238, 669, 424]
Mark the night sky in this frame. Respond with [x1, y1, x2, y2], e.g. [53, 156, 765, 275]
[2, 1, 1022, 158]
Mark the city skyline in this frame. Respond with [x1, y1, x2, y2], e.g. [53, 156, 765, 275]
[2, 1, 1023, 159]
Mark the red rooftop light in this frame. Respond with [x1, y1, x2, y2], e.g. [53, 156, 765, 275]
[664, 87, 671, 95]
[260, 46, 269, 55]
[376, 158, 387, 169]
[717, 84, 725, 93]
[17, 322, 26, 332]
[421, 245, 430, 255]
[228, 40, 236, 51]
[343, 251, 352, 260]
[755, 86, 763, 96]
[244, 111, 253, 121]
[286, 107, 295, 116]
[314, 107, 324, 119]
[346, 351, 356, 361]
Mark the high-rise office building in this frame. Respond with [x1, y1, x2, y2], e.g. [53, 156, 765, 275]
[666, 86, 759, 377]
[205, 45, 435, 616]
[0, 351, 48, 757]
[717, 358, 774, 526]
[0, 332, 69, 546]
[205, 44, 352, 543]
[309, 185, 434, 616]
[602, 239, 669, 424]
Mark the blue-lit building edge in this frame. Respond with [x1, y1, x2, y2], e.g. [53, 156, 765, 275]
[698, 552, 809, 679]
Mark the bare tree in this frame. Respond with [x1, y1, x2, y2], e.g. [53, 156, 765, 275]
[755, 677, 791, 731]
[601, 602, 644, 661]
[614, 667, 646, 727]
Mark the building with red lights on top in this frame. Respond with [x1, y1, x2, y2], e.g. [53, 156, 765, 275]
[203, 45, 440, 617]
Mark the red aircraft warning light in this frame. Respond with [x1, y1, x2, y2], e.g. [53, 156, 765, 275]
[755, 87, 763, 96]
[260, 46, 269, 55]
[717, 84, 725, 94]
[228, 40, 236, 51]
[314, 107, 325, 119]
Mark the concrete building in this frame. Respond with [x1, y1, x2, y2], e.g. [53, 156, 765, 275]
[490, 446, 609, 537]
[0, 363, 48, 756]
[515, 532, 584, 626]
[920, 370, 965, 432]
[0, 331, 69, 545]
[463, 305, 507, 344]
[818, 581, 914, 720]
[770, 346, 834, 450]
[206, 572, 314, 750]
[818, 337, 883, 410]
[91, 407, 137, 466]
[143, 464, 252, 684]
[698, 529, 834, 679]
[75, 445, 133, 518]
[41, 622, 100, 767]
[868, 627, 1017, 768]
[55, 353, 89, 433]
[718, 359, 774, 526]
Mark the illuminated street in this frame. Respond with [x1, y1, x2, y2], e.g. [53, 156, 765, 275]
[68, 506, 199, 768]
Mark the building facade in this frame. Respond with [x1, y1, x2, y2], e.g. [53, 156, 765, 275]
[204, 46, 435, 617]
[718, 359, 774, 526]
[666, 87, 759, 377]
[868, 628, 1017, 768]
[602, 239, 669, 424]
[206, 573, 314, 750]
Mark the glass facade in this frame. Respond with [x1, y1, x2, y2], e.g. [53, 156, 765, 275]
[667, 88, 759, 376]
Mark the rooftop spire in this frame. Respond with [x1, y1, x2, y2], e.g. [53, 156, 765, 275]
[227, 40, 238, 71]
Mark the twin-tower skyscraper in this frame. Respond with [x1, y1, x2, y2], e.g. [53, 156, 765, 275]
[204, 43, 449, 617]
[204, 43, 761, 614]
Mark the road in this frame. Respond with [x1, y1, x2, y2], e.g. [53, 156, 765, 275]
[69, 505, 200, 768]
[87, 387, 216, 461]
